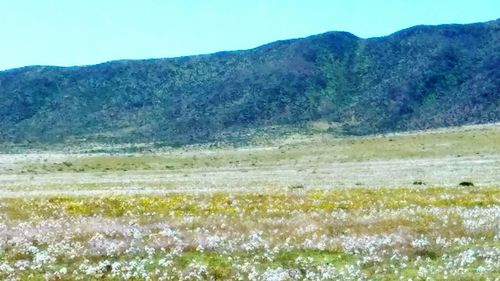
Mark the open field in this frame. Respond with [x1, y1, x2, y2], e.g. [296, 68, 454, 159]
[1, 123, 499, 195]
[0, 124, 499, 280]
[0, 187, 499, 280]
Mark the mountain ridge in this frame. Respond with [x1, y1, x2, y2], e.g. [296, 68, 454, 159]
[2, 19, 497, 73]
[0, 19, 498, 146]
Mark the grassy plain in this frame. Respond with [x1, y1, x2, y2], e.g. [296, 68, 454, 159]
[0, 124, 499, 280]
[19, 123, 500, 173]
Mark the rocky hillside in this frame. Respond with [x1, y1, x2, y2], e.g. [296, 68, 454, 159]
[0, 19, 498, 146]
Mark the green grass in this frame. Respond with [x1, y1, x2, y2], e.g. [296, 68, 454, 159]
[20, 124, 500, 173]
[0, 186, 498, 280]
[2, 186, 497, 221]
[2, 124, 499, 280]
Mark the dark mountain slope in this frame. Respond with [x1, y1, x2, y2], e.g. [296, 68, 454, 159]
[0, 20, 498, 145]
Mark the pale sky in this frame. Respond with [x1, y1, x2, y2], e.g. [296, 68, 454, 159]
[0, 0, 498, 70]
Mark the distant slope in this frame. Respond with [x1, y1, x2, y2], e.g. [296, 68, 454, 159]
[0, 19, 498, 145]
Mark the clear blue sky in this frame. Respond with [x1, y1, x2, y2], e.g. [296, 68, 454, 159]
[0, 0, 498, 70]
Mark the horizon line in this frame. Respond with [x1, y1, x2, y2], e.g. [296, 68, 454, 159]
[1, 18, 497, 73]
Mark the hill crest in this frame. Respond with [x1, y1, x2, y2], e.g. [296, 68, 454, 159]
[0, 19, 498, 146]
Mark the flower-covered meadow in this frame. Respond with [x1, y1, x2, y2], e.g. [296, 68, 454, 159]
[1, 125, 499, 280]
[0, 186, 498, 280]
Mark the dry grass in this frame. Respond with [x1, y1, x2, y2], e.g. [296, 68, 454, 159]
[0, 124, 499, 280]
